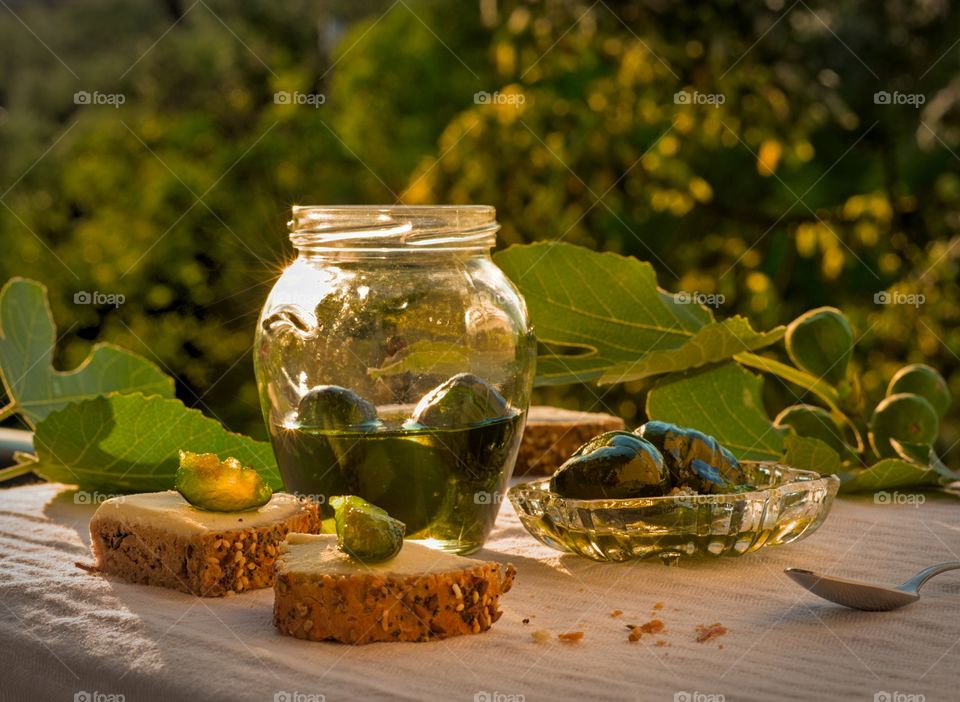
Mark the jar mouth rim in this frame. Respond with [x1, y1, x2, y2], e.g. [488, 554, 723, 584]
[289, 205, 498, 251]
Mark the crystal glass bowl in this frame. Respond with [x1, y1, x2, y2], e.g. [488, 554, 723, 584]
[508, 462, 839, 563]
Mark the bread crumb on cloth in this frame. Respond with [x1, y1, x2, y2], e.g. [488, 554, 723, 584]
[695, 622, 728, 643]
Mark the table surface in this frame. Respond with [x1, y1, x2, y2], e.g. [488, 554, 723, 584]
[2, 482, 959, 702]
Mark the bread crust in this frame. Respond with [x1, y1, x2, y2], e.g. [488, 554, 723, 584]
[274, 556, 516, 644]
[89, 503, 321, 597]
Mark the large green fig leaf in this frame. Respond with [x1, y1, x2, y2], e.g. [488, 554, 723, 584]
[15, 393, 281, 492]
[600, 316, 784, 384]
[0, 278, 174, 426]
[493, 243, 781, 386]
[782, 435, 842, 476]
[645, 361, 786, 461]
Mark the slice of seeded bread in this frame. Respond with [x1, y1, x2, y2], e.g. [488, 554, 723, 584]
[88, 491, 321, 597]
[274, 534, 516, 644]
[514, 405, 625, 476]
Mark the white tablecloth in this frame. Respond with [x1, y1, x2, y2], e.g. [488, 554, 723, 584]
[1, 483, 959, 702]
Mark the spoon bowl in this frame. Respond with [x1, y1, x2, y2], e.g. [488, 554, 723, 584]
[785, 562, 960, 611]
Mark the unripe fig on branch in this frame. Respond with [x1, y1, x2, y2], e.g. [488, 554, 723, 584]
[868, 392, 939, 459]
[785, 307, 854, 387]
[887, 364, 951, 418]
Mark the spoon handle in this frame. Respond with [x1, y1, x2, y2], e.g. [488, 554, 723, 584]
[898, 561, 960, 594]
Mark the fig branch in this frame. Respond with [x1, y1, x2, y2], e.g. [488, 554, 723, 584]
[735, 352, 840, 407]
[734, 352, 865, 454]
[0, 403, 15, 422]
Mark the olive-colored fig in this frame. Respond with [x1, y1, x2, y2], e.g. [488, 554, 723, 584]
[868, 393, 939, 459]
[329, 495, 405, 563]
[635, 421, 748, 493]
[550, 431, 669, 499]
[297, 385, 378, 429]
[785, 307, 854, 387]
[773, 404, 854, 458]
[887, 364, 951, 418]
[175, 450, 273, 512]
[411, 373, 507, 427]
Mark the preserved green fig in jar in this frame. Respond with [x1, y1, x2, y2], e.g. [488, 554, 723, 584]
[550, 431, 669, 499]
[868, 393, 939, 459]
[297, 385, 379, 429]
[785, 307, 854, 387]
[411, 373, 508, 427]
[887, 364, 951, 418]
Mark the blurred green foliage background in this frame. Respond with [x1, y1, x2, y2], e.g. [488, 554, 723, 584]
[1, 0, 958, 460]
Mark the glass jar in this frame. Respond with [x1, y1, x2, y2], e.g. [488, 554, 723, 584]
[254, 205, 535, 554]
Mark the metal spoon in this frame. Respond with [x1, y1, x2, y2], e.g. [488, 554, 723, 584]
[784, 562, 960, 611]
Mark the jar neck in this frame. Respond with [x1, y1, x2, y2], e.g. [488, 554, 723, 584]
[288, 205, 498, 255]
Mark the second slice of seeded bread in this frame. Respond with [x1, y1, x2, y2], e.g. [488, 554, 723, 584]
[274, 534, 516, 644]
[514, 405, 626, 476]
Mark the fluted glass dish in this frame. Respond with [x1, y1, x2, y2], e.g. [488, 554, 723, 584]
[508, 463, 839, 563]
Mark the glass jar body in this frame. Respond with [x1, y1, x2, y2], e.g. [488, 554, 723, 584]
[254, 209, 535, 554]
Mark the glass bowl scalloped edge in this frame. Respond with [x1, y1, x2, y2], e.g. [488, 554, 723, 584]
[507, 462, 840, 563]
